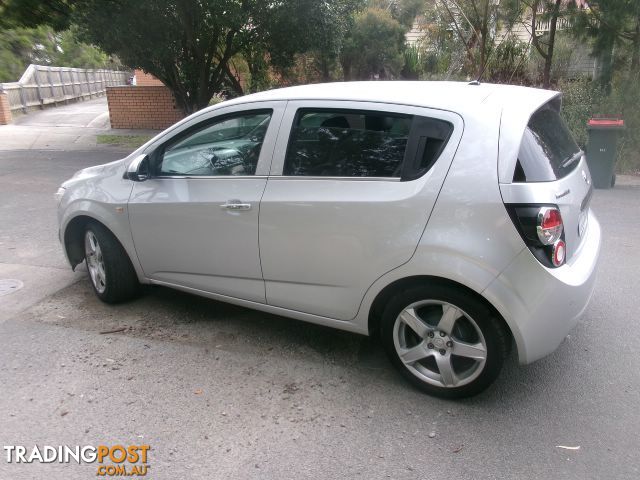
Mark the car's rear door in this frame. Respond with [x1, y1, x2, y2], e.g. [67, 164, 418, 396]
[259, 100, 463, 320]
[128, 101, 285, 302]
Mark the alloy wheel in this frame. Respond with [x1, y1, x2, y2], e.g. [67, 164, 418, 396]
[85, 230, 107, 294]
[393, 300, 487, 388]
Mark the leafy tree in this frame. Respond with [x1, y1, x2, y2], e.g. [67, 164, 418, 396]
[341, 7, 407, 80]
[0, 25, 113, 82]
[369, 0, 425, 28]
[71, 0, 361, 113]
[55, 28, 116, 69]
[528, 0, 564, 88]
[304, 0, 366, 81]
[1, 0, 362, 111]
[486, 37, 529, 83]
[0, 27, 51, 81]
[427, 0, 516, 78]
[0, 0, 73, 31]
[244, 0, 364, 85]
[573, 0, 640, 91]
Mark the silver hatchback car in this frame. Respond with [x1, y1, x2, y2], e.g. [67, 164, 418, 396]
[56, 82, 601, 398]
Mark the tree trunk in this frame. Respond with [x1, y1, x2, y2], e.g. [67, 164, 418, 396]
[631, 13, 640, 76]
[172, 89, 195, 116]
[478, 0, 490, 78]
[542, 54, 553, 89]
[341, 59, 352, 81]
[224, 64, 244, 97]
[319, 54, 331, 82]
[542, 0, 562, 89]
[596, 33, 615, 94]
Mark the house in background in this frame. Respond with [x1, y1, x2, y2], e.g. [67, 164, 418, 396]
[405, 0, 597, 79]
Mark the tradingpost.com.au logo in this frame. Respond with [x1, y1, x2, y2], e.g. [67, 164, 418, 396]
[4, 444, 150, 476]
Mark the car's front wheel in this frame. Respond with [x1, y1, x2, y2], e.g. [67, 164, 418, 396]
[84, 222, 140, 303]
[381, 284, 509, 398]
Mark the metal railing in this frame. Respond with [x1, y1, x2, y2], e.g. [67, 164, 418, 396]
[535, 17, 572, 33]
[0, 64, 130, 113]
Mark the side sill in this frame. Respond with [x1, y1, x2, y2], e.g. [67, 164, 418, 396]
[148, 279, 368, 336]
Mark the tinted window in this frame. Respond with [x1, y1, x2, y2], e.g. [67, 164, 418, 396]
[159, 111, 271, 176]
[515, 105, 581, 182]
[284, 110, 412, 177]
[401, 116, 453, 181]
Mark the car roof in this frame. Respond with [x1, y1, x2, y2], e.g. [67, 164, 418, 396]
[221, 81, 559, 117]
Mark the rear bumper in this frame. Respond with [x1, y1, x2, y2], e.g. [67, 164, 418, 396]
[483, 210, 601, 364]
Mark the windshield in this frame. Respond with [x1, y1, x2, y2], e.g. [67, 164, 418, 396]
[515, 105, 581, 182]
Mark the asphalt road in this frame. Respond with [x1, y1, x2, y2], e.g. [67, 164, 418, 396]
[0, 149, 639, 480]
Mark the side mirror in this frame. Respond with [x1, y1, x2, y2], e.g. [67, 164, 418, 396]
[125, 154, 149, 182]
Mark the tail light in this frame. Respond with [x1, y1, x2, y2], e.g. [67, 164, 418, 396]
[537, 207, 563, 245]
[552, 239, 566, 267]
[506, 204, 566, 268]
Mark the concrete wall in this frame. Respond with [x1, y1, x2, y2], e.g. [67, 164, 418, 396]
[106, 86, 184, 130]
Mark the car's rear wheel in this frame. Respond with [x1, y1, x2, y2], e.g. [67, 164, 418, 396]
[84, 223, 140, 303]
[381, 284, 509, 398]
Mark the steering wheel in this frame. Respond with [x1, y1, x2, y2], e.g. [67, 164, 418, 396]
[207, 147, 247, 175]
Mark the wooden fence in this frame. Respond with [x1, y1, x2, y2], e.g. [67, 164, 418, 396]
[0, 64, 130, 113]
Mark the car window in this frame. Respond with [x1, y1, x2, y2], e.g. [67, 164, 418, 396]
[159, 111, 272, 177]
[514, 105, 581, 182]
[284, 109, 412, 177]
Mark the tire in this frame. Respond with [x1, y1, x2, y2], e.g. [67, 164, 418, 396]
[380, 283, 509, 399]
[84, 222, 140, 304]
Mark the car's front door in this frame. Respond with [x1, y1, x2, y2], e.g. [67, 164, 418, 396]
[259, 101, 463, 320]
[128, 102, 285, 302]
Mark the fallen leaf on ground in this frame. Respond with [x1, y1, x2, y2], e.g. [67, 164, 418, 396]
[452, 445, 464, 453]
[194, 389, 203, 395]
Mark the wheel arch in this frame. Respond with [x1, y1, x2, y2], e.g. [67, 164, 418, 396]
[62, 214, 144, 283]
[63, 215, 122, 269]
[63, 214, 94, 269]
[368, 275, 513, 350]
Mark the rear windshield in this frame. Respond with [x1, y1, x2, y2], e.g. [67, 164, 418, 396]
[514, 105, 581, 182]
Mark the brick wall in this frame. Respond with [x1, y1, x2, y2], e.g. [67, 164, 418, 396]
[0, 93, 12, 125]
[134, 69, 165, 86]
[106, 86, 184, 130]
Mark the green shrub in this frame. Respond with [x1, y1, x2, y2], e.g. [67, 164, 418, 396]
[558, 78, 598, 149]
[402, 44, 422, 79]
[208, 95, 225, 106]
[487, 38, 529, 83]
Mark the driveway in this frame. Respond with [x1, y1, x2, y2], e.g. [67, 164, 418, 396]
[0, 98, 111, 150]
[0, 97, 156, 150]
[0, 147, 639, 480]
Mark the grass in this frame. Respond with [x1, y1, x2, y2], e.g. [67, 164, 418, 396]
[96, 134, 153, 148]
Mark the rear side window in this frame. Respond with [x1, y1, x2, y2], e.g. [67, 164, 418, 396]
[284, 110, 411, 177]
[284, 109, 453, 179]
[514, 105, 581, 182]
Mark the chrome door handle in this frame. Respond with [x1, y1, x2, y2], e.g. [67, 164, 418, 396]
[220, 200, 251, 211]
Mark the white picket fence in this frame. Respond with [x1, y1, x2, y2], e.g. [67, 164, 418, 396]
[0, 64, 130, 113]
